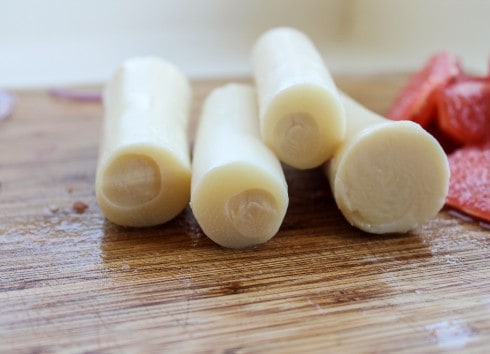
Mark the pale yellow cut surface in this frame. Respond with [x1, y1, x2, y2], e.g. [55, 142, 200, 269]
[252, 27, 345, 169]
[327, 94, 450, 234]
[191, 84, 288, 248]
[96, 57, 191, 227]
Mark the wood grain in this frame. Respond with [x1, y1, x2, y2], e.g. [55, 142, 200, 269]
[1, 75, 489, 353]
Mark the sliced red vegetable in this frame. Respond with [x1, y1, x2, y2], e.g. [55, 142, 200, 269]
[446, 144, 490, 222]
[437, 78, 490, 145]
[0, 90, 17, 121]
[49, 87, 102, 102]
[387, 52, 461, 127]
[425, 118, 463, 154]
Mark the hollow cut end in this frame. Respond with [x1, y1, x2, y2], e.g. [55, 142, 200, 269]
[264, 84, 345, 169]
[101, 153, 162, 208]
[190, 163, 288, 249]
[273, 112, 320, 167]
[333, 121, 450, 234]
[225, 188, 279, 242]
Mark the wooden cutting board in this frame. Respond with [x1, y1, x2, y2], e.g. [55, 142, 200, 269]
[1, 75, 489, 353]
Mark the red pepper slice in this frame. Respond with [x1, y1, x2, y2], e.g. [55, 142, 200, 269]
[437, 78, 490, 145]
[446, 144, 490, 222]
[387, 52, 461, 127]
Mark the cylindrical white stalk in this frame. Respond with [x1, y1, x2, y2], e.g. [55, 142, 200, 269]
[252, 27, 346, 169]
[326, 94, 450, 234]
[191, 84, 288, 249]
[96, 57, 192, 227]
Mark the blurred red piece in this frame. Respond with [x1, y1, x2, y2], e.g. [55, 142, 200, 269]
[388, 52, 461, 127]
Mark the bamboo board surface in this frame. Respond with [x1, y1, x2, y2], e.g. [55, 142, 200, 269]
[0, 75, 489, 353]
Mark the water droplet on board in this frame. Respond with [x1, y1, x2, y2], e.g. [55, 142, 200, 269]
[426, 320, 475, 350]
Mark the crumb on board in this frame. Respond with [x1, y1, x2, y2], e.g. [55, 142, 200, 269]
[73, 201, 88, 214]
[48, 205, 59, 214]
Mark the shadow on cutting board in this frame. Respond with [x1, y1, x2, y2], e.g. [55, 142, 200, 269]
[98, 165, 432, 304]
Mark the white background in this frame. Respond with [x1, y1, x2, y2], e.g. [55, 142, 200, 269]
[1, 0, 488, 88]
